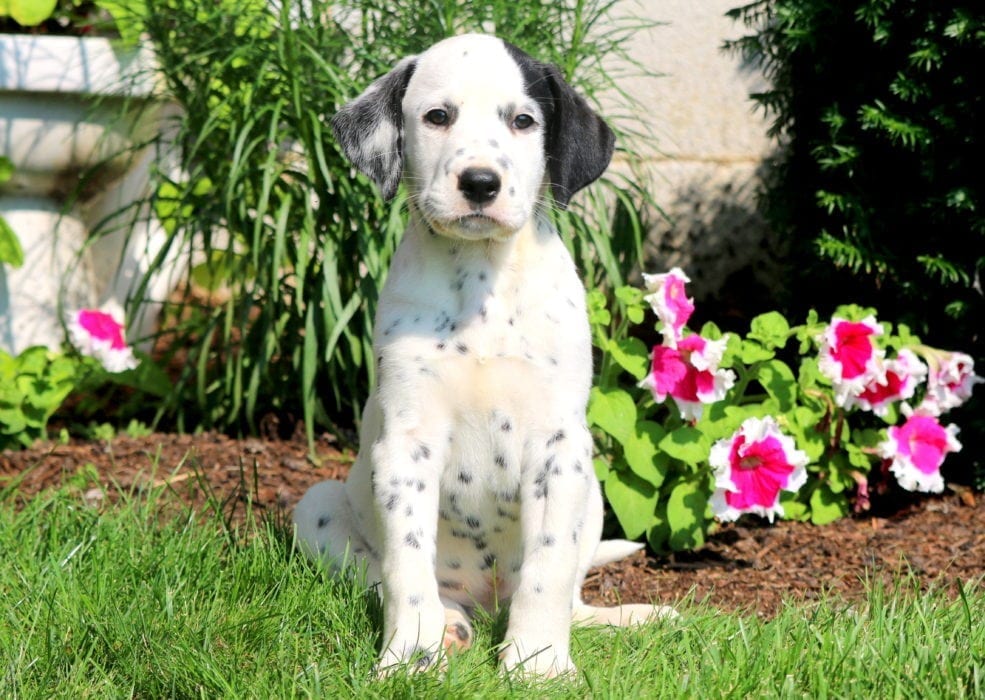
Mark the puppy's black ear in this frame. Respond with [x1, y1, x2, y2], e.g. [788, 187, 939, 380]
[541, 64, 615, 208]
[504, 42, 615, 209]
[331, 56, 417, 201]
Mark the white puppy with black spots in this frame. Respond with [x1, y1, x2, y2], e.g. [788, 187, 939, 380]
[295, 33, 673, 678]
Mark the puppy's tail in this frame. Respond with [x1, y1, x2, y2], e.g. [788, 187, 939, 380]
[590, 539, 645, 568]
[572, 603, 678, 627]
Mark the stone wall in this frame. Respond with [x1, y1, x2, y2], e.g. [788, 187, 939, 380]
[604, 0, 783, 306]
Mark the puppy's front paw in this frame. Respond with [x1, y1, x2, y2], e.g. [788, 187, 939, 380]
[499, 640, 576, 679]
[375, 645, 444, 677]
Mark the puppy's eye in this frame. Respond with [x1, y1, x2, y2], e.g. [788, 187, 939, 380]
[424, 109, 449, 126]
[512, 114, 535, 130]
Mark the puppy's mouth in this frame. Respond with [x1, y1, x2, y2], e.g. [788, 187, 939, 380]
[429, 210, 516, 240]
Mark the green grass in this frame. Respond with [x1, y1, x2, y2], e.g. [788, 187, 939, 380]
[2, 477, 982, 698]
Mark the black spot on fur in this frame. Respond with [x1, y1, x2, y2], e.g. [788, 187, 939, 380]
[411, 443, 432, 462]
[465, 516, 481, 529]
[458, 471, 473, 484]
[404, 532, 421, 549]
[547, 430, 565, 446]
[317, 516, 331, 528]
[408, 594, 422, 606]
[494, 454, 507, 469]
[541, 534, 556, 547]
[456, 342, 469, 354]
[501, 419, 512, 432]
[413, 649, 433, 670]
[451, 622, 470, 642]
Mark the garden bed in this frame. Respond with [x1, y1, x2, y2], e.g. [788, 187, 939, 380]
[2, 430, 981, 618]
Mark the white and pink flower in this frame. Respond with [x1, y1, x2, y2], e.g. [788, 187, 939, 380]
[920, 350, 983, 416]
[709, 416, 809, 523]
[642, 267, 695, 346]
[843, 348, 926, 416]
[68, 307, 139, 373]
[818, 315, 885, 405]
[878, 411, 961, 493]
[638, 334, 735, 421]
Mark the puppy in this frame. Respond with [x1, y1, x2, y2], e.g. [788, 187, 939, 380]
[295, 33, 671, 677]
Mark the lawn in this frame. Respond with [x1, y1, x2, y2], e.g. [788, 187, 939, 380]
[1, 476, 981, 698]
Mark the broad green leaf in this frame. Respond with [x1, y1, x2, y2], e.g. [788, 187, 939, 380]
[699, 321, 722, 339]
[603, 467, 657, 540]
[592, 456, 609, 482]
[658, 425, 710, 466]
[757, 359, 797, 411]
[666, 480, 708, 551]
[0, 156, 13, 182]
[4, 0, 58, 25]
[778, 492, 810, 521]
[748, 311, 791, 349]
[623, 420, 669, 487]
[587, 387, 637, 444]
[810, 484, 849, 525]
[0, 217, 24, 268]
[739, 339, 774, 363]
[608, 337, 649, 380]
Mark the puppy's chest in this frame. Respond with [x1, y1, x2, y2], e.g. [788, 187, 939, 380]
[379, 247, 590, 404]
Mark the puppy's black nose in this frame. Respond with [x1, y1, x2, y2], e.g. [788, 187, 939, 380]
[458, 167, 501, 204]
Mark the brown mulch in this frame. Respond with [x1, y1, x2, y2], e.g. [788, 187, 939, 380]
[2, 431, 982, 617]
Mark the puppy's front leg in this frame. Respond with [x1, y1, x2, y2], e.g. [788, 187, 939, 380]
[500, 425, 593, 677]
[372, 432, 447, 672]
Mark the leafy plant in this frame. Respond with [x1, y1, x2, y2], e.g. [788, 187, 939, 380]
[0, 0, 145, 43]
[0, 347, 79, 449]
[589, 270, 980, 552]
[124, 0, 657, 442]
[724, 0, 985, 484]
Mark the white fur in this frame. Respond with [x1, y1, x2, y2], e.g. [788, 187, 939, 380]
[295, 34, 674, 679]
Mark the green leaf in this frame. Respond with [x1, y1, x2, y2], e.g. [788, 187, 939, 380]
[739, 339, 775, 363]
[0, 156, 12, 182]
[658, 425, 710, 466]
[626, 305, 644, 325]
[809, 484, 849, 525]
[5, 0, 58, 25]
[608, 337, 649, 380]
[0, 216, 24, 269]
[592, 457, 609, 482]
[748, 311, 791, 349]
[622, 420, 669, 487]
[587, 387, 637, 444]
[757, 359, 797, 411]
[778, 492, 810, 521]
[604, 467, 657, 540]
[666, 480, 708, 551]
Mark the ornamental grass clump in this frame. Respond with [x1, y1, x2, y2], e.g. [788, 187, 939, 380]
[588, 270, 981, 552]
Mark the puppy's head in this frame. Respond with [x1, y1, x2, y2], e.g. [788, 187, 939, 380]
[332, 34, 614, 241]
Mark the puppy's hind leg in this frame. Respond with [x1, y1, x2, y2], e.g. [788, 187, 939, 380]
[570, 484, 677, 627]
[293, 480, 381, 583]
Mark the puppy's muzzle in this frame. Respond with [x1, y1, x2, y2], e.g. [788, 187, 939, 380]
[458, 167, 501, 205]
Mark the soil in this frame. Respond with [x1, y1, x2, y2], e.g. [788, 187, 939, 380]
[2, 431, 982, 617]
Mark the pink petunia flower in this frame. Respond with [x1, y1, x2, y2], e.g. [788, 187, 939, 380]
[709, 416, 809, 523]
[843, 348, 926, 416]
[818, 315, 885, 405]
[68, 307, 139, 373]
[878, 411, 961, 493]
[919, 351, 983, 416]
[638, 334, 735, 421]
[641, 267, 695, 346]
